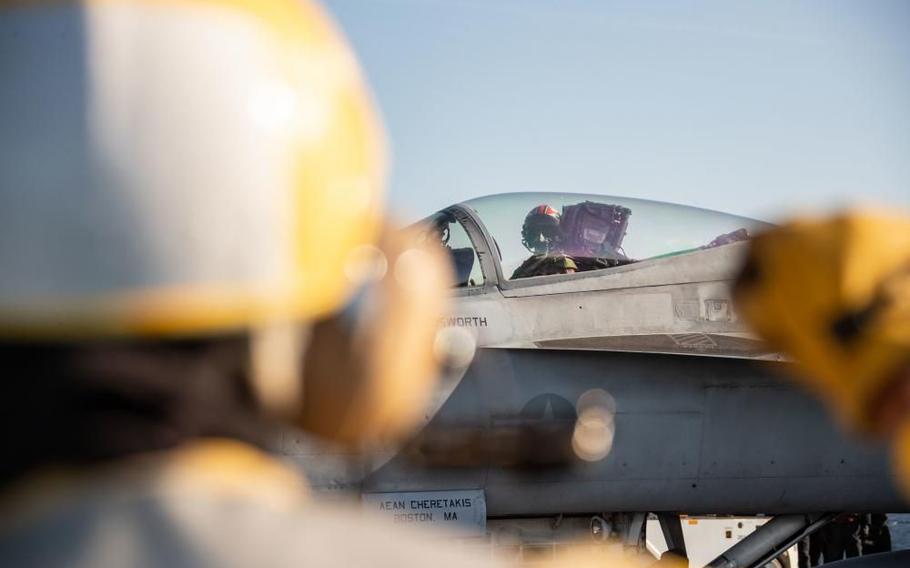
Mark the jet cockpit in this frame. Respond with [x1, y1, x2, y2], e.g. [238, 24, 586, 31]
[422, 192, 770, 290]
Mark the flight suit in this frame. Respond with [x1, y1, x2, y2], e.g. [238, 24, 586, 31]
[511, 254, 578, 279]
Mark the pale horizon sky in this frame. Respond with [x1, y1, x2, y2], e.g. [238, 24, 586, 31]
[326, 0, 910, 222]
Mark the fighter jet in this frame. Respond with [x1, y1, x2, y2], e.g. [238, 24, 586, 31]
[284, 193, 906, 567]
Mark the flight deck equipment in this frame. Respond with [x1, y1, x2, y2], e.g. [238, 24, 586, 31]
[707, 513, 834, 568]
[560, 201, 631, 262]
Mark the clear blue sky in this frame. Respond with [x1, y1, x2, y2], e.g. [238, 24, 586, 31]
[325, 0, 909, 222]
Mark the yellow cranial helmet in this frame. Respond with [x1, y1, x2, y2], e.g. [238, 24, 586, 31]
[0, 0, 386, 337]
[733, 210, 910, 432]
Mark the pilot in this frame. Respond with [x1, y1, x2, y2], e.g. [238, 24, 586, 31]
[511, 205, 578, 279]
[733, 211, 910, 497]
[0, 1, 493, 567]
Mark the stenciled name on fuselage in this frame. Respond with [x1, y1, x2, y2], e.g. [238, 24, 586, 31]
[440, 316, 488, 328]
[379, 498, 474, 511]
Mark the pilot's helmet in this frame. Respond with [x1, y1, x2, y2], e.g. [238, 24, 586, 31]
[521, 205, 561, 254]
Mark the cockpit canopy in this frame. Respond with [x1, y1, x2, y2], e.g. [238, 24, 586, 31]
[421, 192, 772, 286]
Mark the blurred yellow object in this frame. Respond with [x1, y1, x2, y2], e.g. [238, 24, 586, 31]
[0, 0, 386, 338]
[292, 225, 454, 447]
[543, 545, 686, 568]
[733, 210, 910, 432]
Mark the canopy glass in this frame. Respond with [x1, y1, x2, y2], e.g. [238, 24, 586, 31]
[462, 193, 772, 280]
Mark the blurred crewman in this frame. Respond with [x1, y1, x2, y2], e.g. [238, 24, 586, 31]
[0, 1, 496, 566]
[733, 210, 910, 495]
